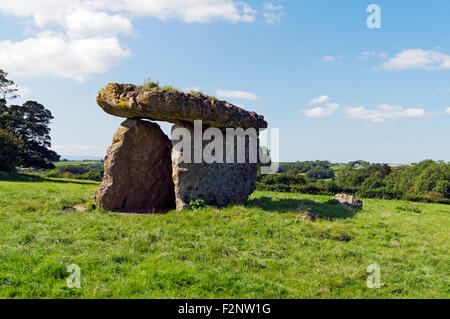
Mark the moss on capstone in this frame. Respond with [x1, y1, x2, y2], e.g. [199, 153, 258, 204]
[160, 86, 182, 93]
[135, 76, 160, 91]
[114, 98, 129, 108]
[103, 83, 121, 98]
[112, 135, 121, 144]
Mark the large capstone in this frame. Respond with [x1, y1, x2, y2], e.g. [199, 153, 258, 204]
[97, 83, 268, 130]
[171, 121, 258, 210]
[94, 119, 175, 211]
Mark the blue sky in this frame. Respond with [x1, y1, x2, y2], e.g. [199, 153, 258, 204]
[0, 0, 449, 163]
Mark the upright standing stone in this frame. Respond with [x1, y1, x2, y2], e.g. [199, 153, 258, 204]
[171, 121, 258, 210]
[94, 119, 175, 211]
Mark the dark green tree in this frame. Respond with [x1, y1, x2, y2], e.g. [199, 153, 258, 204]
[0, 70, 59, 169]
[4, 101, 60, 168]
[0, 129, 21, 172]
[434, 180, 450, 198]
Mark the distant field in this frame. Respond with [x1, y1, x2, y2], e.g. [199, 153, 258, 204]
[0, 174, 448, 298]
[54, 161, 102, 167]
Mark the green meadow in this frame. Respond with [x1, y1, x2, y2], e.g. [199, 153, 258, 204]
[53, 161, 102, 167]
[0, 174, 448, 298]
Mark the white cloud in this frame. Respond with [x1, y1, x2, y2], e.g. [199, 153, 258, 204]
[381, 49, 450, 70]
[263, 2, 284, 24]
[0, 2, 133, 38]
[358, 51, 387, 60]
[216, 89, 258, 100]
[0, 1, 77, 27]
[93, 0, 257, 23]
[64, 8, 133, 38]
[324, 51, 388, 64]
[0, 0, 257, 80]
[309, 95, 330, 105]
[445, 107, 450, 114]
[1, 0, 257, 25]
[302, 103, 339, 118]
[0, 33, 130, 81]
[344, 104, 428, 122]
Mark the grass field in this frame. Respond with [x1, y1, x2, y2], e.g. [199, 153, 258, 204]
[0, 174, 448, 298]
[54, 161, 102, 167]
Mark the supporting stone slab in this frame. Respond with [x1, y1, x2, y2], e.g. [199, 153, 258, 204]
[171, 122, 258, 210]
[95, 119, 175, 211]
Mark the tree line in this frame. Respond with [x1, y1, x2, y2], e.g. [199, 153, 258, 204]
[45, 162, 104, 181]
[259, 160, 450, 204]
[278, 160, 335, 180]
[0, 70, 59, 172]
